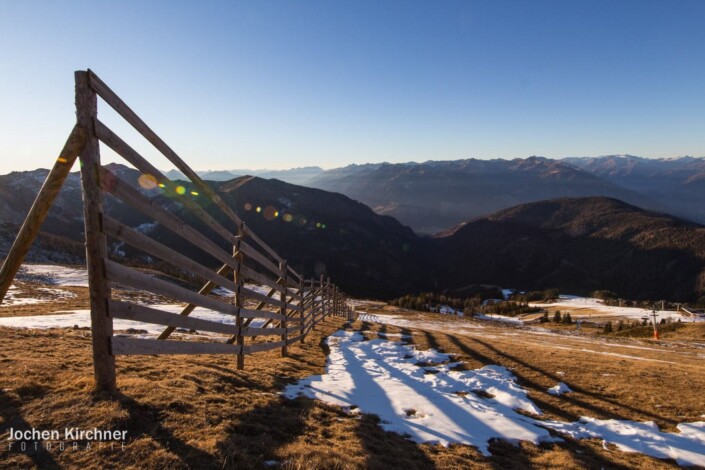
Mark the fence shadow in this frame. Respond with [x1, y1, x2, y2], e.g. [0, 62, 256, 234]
[0, 389, 62, 469]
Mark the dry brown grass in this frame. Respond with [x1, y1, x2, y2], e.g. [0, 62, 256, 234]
[1, 302, 704, 469]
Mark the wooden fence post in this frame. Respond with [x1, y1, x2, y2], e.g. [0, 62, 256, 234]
[76, 71, 116, 393]
[279, 261, 288, 357]
[234, 221, 245, 370]
[299, 278, 305, 343]
[332, 286, 337, 316]
[319, 275, 325, 325]
[326, 277, 332, 319]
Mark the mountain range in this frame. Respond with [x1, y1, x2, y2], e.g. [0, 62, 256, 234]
[1, 157, 705, 301]
[164, 166, 324, 186]
[303, 155, 705, 234]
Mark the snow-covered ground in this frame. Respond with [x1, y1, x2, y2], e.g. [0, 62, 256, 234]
[19, 264, 274, 295]
[532, 296, 695, 322]
[0, 304, 266, 336]
[286, 329, 705, 466]
[285, 330, 554, 454]
[20, 264, 90, 287]
[474, 313, 523, 325]
[0, 284, 76, 306]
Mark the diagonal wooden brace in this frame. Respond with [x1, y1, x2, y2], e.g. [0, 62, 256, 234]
[0, 124, 86, 305]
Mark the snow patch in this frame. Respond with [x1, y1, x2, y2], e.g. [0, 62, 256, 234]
[20, 265, 89, 287]
[285, 328, 705, 464]
[547, 382, 572, 396]
[284, 330, 551, 454]
[474, 313, 523, 325]
[0, 285, 75, 306]
[543, 418, 705, 467]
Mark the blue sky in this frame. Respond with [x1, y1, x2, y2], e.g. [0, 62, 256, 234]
[1, 0, 704, 174]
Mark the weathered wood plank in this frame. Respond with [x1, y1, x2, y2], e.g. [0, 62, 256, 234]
[103, 216, 236, 292]
[233, 223, 246, 369]
[243, 340, 287, 354]
[286, 333, 304, 345]
[240, 285, 285, 308]
[241, 326, 285, 337]
[76, 71, 116, 392]
[279, 261, 288, 357]
[239, 309, 287, 321]
[239, 240, 284, 279]
[0, 124, 86, 305]
[287, 265, 302, 280]
[105, 259, 239, 316]
[111, 300, 239, 336]
[112, 337, 242, 355]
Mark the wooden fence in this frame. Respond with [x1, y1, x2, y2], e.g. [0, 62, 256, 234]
[0, 70, 357, 392]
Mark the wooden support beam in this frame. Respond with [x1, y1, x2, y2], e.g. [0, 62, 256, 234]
[234, 222, 245, 370]
[112, 337, 242, 356]
[76, 71, 115, 393]
[299, 278, 305, 343]
[326, 277, 332, 320]
[0, 124, 86, 305]
[279, 261, 288, 357]
[111, 300, 240, 336]
[105, 260, 238, 315]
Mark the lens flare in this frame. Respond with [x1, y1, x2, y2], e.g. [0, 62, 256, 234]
[138, 174, 158, 190]
[191, 191, 199, 196]
[283, 213, 293, 222]
[256, 206, 262, 213]
[263, 206, 277, 221]
[175, 185, 186, 195]
[244, 203, 252, 211]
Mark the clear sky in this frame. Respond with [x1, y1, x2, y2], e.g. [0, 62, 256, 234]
[1, 0, 704, 174]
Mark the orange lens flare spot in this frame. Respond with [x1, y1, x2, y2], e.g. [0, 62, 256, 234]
[138, 174, 158, 190]
[263, 206, 277, 221]
[57, 157, 68, 163]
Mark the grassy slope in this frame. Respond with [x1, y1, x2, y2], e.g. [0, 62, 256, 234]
[3, 305, 704, 468]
